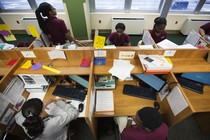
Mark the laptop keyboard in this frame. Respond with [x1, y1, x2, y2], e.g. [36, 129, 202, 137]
[52, 85, 87, 101]
[176, 76, 203, 94]
[123, 84, 156, 100]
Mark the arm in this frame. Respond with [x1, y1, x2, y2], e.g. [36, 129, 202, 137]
[199, 28, 206, 39]
[65, 32, 78, 43]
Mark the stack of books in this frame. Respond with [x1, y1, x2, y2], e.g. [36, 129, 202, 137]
[95, 90, 114, 115]
[94, 75, 116, 90]
[138, 54, 173, 74]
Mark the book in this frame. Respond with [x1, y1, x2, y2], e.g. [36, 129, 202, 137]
[80, 58, 91, 67]
[157, 39, 179, 49]
[138, 54, 173, 74]
[94, 75, 116, 90]
[95, 90, 114, 115]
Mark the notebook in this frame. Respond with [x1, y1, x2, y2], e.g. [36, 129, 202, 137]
[181, 72, 210, 85]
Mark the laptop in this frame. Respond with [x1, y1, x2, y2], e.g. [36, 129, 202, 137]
[134, 74, 166, 91]
[181, 72, 210, 85]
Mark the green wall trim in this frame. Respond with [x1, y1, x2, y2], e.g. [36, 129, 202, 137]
[63, 0, 88, 39]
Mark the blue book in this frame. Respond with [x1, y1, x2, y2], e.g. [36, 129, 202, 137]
[94, 58, 106, 65]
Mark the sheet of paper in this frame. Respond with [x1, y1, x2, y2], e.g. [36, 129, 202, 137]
[27, 92, 47, 101]
[88, 89, 96, 123]
[142, 29, 154, 45]
[18, 74, 49, 88]
[166, 86, 188, 116]
[0, 24, 16, 41]
[3, 77, 25, 105]
[0, 108, 15, 125]
[94, 36, 106, 49]
[70, 97, 87, 118]
[138, 45, 154, 49]
[96, 90, 114, 112]
[13, 96, 25, 111]
[21, 51, 36, 58]
[94, 50, 106, 57]
[47, 50, 66, 60]
[0, 93, 10, 117]
[157, 39, 179, 49]
[45, 102, 60, 115]
[119, 51, 135, 59]
[183, 30, 200, 46]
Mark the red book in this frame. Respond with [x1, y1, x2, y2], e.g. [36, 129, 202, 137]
[7, 59, 17, 66]
[80, 58, 91, 67]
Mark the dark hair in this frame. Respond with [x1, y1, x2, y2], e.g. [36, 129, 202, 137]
[115, 23, 126, 31]
[22, 98, 44, 139]
[35, 2, 52, 34]
[137, 107, 163, 131]
[153, 17, 167, 29]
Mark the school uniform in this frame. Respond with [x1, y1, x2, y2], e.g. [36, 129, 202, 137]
[108, 32, 130, 46]
[15, 100, 79, 140]
[149, 29, 167, 43]
[200, 22, 210, 36]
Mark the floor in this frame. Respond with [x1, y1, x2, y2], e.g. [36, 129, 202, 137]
[3, 33, 210, 140]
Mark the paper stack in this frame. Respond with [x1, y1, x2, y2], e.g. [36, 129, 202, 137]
[95, 90, 114, 115]
[94, 75, 116, 90]
[138, 54, 173, 74]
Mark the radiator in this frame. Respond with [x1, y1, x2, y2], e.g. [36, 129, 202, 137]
[180, 18, 210, 35]
[112, 17, 146, 35]
[20, 17, 41, 35]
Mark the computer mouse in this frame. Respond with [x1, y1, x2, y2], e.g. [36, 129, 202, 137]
[78, 103, 84, 112]
[154, 101, 160, 110]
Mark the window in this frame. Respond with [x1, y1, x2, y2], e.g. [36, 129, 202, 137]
[0, 0, 64, 12]
[131, 0, 162, 11]
[36, 0, 64, 11]
[200, 0, 210, 12]
[169, 0, 199, 12]
[0, 0, 31, 11]
[94, 0, 125, 10]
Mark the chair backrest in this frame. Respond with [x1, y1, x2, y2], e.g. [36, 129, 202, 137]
[40, 32, 52, 47]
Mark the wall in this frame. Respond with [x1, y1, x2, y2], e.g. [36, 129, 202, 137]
[90, 13, 210, 31]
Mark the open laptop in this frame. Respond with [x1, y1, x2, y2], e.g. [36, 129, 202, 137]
[134, 74, 166, 91]
[181, 72, 210, 85]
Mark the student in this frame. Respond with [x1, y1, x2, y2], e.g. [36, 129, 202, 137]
[15, 98, 79, 140]
[116, 107, 168, 140]
[107, 23, 131, 46]
[199, 22, 210, 42]
[149, 17, 167, 43]
[35, 2, 77, 45]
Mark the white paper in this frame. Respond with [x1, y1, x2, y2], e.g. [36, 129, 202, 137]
[178, 44, 197, 49]
[3, 77, 25, 105]
[157, 39, 179, 49]
[94, 50, 107, 57]
[0, 108, 15, 125]
[70, 97, 87, 118]
[109, 59, 134, 80]
[13, 96, 25, 111]
[142, 29, 155, 45]
[88, 89, 96, 123]
[0, 93, 10, 117]
[138, 45, 154, 49]
[183, 30, 200, 46]
[96, 90, 114, 112]
[18, 74, 49, 89]
[27, 92, 47, 101]
[47, 50, 66, 60]
[158, 84, 170, 101]
[119, 51, 135, 59]
[45, 102, 60, 115]
[21, 51, 36, 58]
[166, 86, 188, 116]
[164, 50, 176, 56]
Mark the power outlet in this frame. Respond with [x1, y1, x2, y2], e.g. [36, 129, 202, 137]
[99, 20, 101, 23]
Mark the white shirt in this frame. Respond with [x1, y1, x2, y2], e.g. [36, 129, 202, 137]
[15, 100, 79, 140]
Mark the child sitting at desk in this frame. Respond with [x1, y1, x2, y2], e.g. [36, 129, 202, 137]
[107, 23, 131, 46]
[15, 98, 79, 140]
[149, 17, 167, 43]
[115, 107, 168, 140]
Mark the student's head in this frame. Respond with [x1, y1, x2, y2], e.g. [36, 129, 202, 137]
[115, 23, 126, 35]
[134, 107, 163, 131]
[22, 98, 44, 138]
[153, 17, 167, 33]
[35, 2, 56, 34]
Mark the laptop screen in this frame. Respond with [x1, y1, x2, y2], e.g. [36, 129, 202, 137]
[134, 74, 166, 91]
[181, 72, 210, 85]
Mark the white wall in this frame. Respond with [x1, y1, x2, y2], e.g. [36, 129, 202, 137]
[90, 13, 210, 31]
